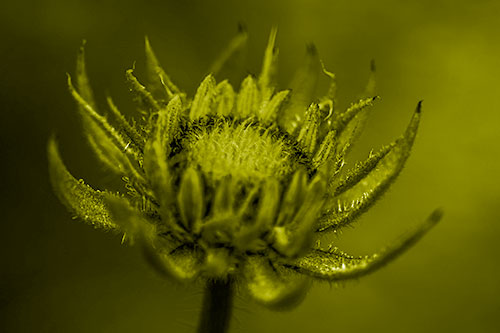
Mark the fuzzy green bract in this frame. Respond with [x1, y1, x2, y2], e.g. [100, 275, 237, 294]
[48, 30, 442, 310]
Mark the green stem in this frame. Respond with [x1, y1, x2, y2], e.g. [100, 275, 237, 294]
[197, 278, 234, 333]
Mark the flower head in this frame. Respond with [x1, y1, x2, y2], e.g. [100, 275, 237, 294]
[48, 29, 442, 309]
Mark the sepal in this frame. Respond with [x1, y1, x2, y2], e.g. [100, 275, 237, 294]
[312, 130, 336, 169]
[318, 103, 422, 232]
[287, 209, 442, 280]
[48, 138, 119, 230]
[332, 142, 395, 196]
[75, 40, 96, 110]
[68, 76, 144, 183]
[145, 36, 181, 98]
[143, 95, 183, 233]
[331, 96, 379, 134]
[106, 96, 145, 151]
[242, 255, 310, 310]
[126, 68, 161, 114]
[105, 194, 202, 282]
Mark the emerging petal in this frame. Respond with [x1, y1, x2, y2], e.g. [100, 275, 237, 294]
[213, 80, 235, 116]
[190, 74, 216, 120]
[273, 173, 326, 258]
[237, 75, 260, 118]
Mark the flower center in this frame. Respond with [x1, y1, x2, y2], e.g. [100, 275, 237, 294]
[185, 119, 297, 184]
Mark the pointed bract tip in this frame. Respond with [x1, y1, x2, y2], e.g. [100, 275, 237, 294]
[237, 22, 247, 33]
[416, 100, 423, 113]
[370, 59, 376, 72]
[268, 26, 278, 48]
[429, 208, 444, 224]
[47, 134, 58, 152]
[306, 43, 317, 55]
[66, 73, 73, 88]
[145, 36, 155, 57]
[79, 39, 87, 54]
[201, 72, 216, 83]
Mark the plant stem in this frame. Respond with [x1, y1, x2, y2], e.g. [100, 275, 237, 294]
[197, 278, 234, 333]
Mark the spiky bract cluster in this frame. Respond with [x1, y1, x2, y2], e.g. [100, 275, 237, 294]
[48, 29, 441, 309]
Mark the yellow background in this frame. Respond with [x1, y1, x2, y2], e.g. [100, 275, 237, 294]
[1, 0, 499, 332]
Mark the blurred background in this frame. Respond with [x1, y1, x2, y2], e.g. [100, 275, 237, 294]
[1, 0, 499, 332]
